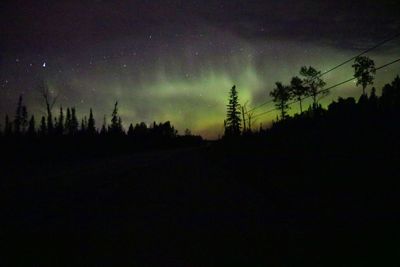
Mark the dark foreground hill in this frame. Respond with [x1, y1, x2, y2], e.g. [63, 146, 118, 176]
[2, 76, 400, 266]
[2, 135, 400, 266]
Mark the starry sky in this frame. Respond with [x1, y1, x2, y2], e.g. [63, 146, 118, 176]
[1, 0, 400, 139]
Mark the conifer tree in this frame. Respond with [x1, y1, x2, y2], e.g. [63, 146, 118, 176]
[128, 123, 134, 136]
[87, 108, 96, 135]
[80, 118, 87, 134]
[65, 108, 71, 134]
[70, 108, 79, 135]
[21, 106, 28, 133]
[225, 85, 241, 136]
[100, 115, 107, 135]
[14, 95, 23, 134]
[109, 101, 123, 134]
[56, 107, 64, 135]
[40, 116, 47, 135]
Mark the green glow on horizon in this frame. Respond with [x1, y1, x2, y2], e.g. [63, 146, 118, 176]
[20, 39, 400, 140]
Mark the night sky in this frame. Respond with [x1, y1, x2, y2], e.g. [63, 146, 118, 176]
[1, 1, 400, 138]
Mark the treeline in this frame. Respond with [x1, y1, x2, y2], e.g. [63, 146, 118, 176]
[224, 55, 388, 136]
[0, 96, 202, 162]
[1, 99, 199, 141]
[230, 74, 400, 159]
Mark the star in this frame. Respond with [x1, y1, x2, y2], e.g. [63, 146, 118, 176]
[42, 62, 46, 68]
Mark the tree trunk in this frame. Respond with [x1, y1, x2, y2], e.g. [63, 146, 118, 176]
[241, 106, 246, 133]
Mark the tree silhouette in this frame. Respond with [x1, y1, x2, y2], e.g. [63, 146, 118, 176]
[39, 116, 47, 135]
[290, 76, 308, 113]
[56, 107, 64, 135]
[21, 106, 28, 133]
[270, 82, 291, 120]
[38, 80, 57, 135]
[87, 108, 96, 135]
[14, 95, 23, 134]
[65, 108, 71, 135]
[28, 115, 36, 136]
[300, 66, 326, 108]
[352, 56, 376, 96]
[70, 108, 79, 135]
[381, 75, 400, 111]
[100, 115, 107, 135]
[133, 122, 148, 137]
[4, 115, 12, 136]
[109, 101, 123, 134]
[128, 123, 134, 136]
[80, 117, 87, 134]
[225, 85, 241, 136]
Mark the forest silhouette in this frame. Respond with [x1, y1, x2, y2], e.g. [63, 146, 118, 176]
[2, 54, 400, 266]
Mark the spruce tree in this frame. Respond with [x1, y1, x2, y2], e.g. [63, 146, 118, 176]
[109, 101, 122, 134]
[47, 111, 54, 135]
[225, 85, 241, 136]
[40, 116, 47, 136]
[70, 108, 79, 135]
[65, 108, 71, 135]
[21, 106, 28, 133]
[80, 118, 87, 134]
[100, 115, 107, 135]
[57, 107, 64, 135]
[14, 95, 23, 134]
[87, 108, 96, 135]
[128, 123, 134, 136]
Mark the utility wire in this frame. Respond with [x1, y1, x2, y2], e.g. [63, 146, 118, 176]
[250, 57, 400, 120]
[319, 32, 400, 77]
[245, 32, 400, 114]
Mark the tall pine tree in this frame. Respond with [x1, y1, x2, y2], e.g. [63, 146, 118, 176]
[70, 108, 79, 135]
[225, 85, 241, 137]
[109, 101, 123, 134]
[87, 108, 96, 135]
[40, 116, 47, 136]
[14, 95, 23, 134]
[56, 107, 64, 135]
[21, 106, 28, 133]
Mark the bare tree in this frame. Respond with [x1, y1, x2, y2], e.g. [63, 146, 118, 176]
[241, 101, 256, 133]
[38, 79, 58, 134]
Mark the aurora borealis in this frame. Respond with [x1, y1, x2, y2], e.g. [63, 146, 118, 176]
[1, 1, 400, 139]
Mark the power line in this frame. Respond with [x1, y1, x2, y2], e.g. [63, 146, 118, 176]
[319, 32, 400, 77]
[245, 99, 274, 114]
[250, 57, 400, 120]
[245, 32, 400, 114]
